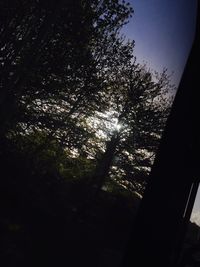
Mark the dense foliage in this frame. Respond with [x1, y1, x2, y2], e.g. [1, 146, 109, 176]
[0, 0, 173, 196]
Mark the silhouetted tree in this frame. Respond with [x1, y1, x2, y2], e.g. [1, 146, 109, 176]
[91, 64, 174, 195]
[0, 0, 133, 149]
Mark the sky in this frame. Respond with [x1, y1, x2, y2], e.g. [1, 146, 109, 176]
[192, 187, 200, 226]
[121, 0, 200, 225]
[122, 0, 197, 86]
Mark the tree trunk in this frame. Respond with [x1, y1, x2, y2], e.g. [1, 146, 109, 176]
[92, 132, 120, 195]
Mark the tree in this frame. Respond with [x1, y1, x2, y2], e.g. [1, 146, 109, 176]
[0, 0, 174, 198]
[0, 0, 133, 150]
[91, 63, 174, 195]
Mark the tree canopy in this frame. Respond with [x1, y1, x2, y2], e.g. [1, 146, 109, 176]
[0, 0, 174, 196]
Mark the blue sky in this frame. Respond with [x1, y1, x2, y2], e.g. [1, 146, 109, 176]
[122, 0, 197, 86]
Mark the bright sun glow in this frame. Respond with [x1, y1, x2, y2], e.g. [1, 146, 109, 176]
[113, 118, 122, 132]
[88, 111, 122, 140]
